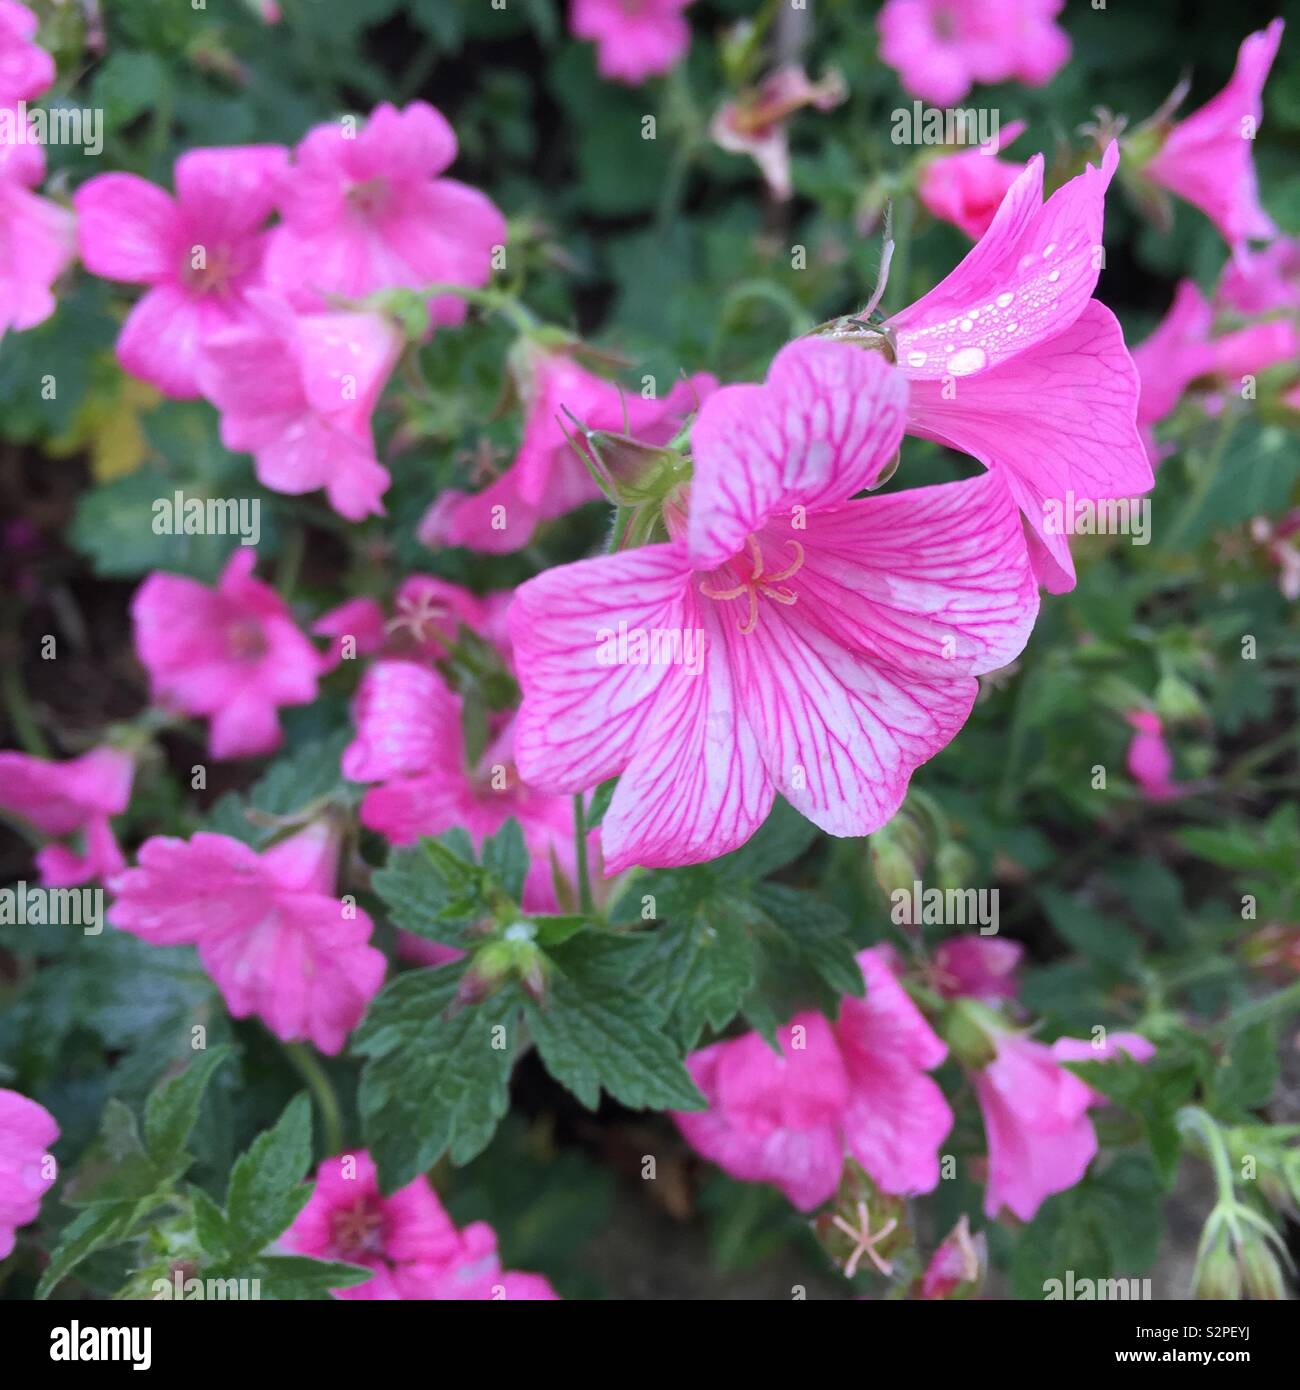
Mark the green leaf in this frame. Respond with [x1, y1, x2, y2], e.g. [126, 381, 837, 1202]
[525, 934, 705, 1111]
[1214, 1021, 1279, 1115]
[751, 883, 863, 1000]
[585, 777, 618, 827]
[482, 818, 528, 901]
[223, 1094, 314, 1260]
[371, 835, 483, 946]
[249, 731, 354, 821]
[62, 1100, 175, 1207]
[143, 1045, 233, 1170]
[210, 1255, 374, 1301]
[36, 1202, 142, 1300]
[189, 1186, 232, 1262]
[355, 968, 519, 1190]
[713, 799, 818, 883]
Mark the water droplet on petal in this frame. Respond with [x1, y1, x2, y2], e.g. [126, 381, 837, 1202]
[960, 318, 973, 331]
[996, 292, 1014, 308]
[1042, 243, 1057, 257]
[1048, 270, 1060, 282]
[906, 350, 928, 368]
[947, 346, 987, 376]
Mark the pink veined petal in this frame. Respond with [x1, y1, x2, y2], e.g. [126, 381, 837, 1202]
[73, 172, 180, 284]
[890, 144, 1119, 378]
[904, 300, 1152, 593]
[687, 339, 909, 570]
[199, 319, 307, 437]
[115, 283, 219, 399]
[714, 1015, 850, 1131]
[790, 470, 1040, 678]
[173, 145, 288, 240]
[509, 544, 693, 795]
[342, 661, 461, 784]
[599, 584, 774, 872]
[388, 179, 507, 292]
[206, 688, 283, 760]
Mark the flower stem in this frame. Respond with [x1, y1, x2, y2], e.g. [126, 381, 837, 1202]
[573, 794, 594, 916]
[284, 1042, 343, 1156]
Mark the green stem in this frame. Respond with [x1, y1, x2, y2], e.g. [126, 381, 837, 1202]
[574, 794, 594, 916]
[2, 663, 49, 757]
[1210, 978, 1300, 1041]
[1160, 410, 1235, 554]
[284, 1042, 343, 1155]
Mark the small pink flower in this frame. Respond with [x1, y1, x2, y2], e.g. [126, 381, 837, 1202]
[1133, 279, 1216, 434]
[284, 1150, 558, 1300]
[197, 292, 401, 521]
[0, 2, 55, 104]
[887, 142, 1153, 594]
[1125, 710, 1184, 803]
[917, 121, 1027, 240]
[674, 948, 952, 1210]
[108, 820, 385, 1055]
[0, 1087, 58, 1259]
[973, 1030, 1097, 1221]
[877, 0, 1069, 106]
[1217, 237, 1300, 315]
[131, 549, 321, 760]
[0, 745, 134, 886]
[569, 0, 694, 86]
[920, 1214, 986, 1298]
[711, 66, 847, 202]
[1143, 20, 1284, 260]
[265, 101, 506, 323]
[1209, 319, 1300, 382]
[420, 350, 715, 555]
[511, 339, 1037, 872]
[74, 145, 288, 398]
[932, 936, 1023, 1005]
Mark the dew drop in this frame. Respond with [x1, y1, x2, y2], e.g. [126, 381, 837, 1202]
[996, 291, 1014, 308]
[947, 346, 987, 376]
[906, 350, 928, 368]
[1048, 269, 1060, 282]
[960, 318, 973, 331]
[1042, 243, 1057, 258]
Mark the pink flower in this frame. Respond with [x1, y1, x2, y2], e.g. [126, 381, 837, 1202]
[674, 948, 952, 1210]
[511, 339, 1037, 872]
[1125, 710, 1184, 802]
[74, 146, 288, 398]
[887, 142, 1153, 594]
[197, 292, 401, 521]
[1052, 1031, 1156, 1105]
[711, 66, 847, 202]
[569, 0, 694, 86]
[0, 123, 75, 340]
[284, 1150, 558, 1300]
[0, 1087, 58, 1259]
[0, 2, 55, 105]
[1217, 236, 1300, 315]
[108, 820, 385, 1055]
[1209, 319, 1300, 382]
[420, 350, 715, 555]
[0, 745, 134, 885]
[917, 121, 1027, 241]
[877, 0, 1069, 106]
[1133, 279, 1216, 432]
[131, 549, 321, 760]
[973, 1030, 1098, 1221]
[920, 1214, 986, 1298]
[932, 936, 1023, 1005]
[265, 102, 505, 323]
[313, 596, 389, 672]
[1143, 20, 1284, 260]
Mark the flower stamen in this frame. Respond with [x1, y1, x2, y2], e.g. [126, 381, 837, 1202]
[698, 538, 806, 635]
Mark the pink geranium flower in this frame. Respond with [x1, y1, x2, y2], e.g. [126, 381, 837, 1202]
[74, 146, 288, 398]
[420, 349, 715, 555]
[1217, 236, 1300, 315]
[265, 101, 506, 323]
[920, 1214, 987, 1298]
[569, 0, 694, 86]
[284, 1150, 558, 1300]
[197, 292, 401, 521]
[917, 121, 1027, 241]
[131, 549, 321, 760]
[877, 0, 1069, 106]
[0, 1087, 58, 1259]
[511, 339, 1038, 872]
[1143, 20, 1284, 260]
[0, 2, 55, 104]
[108, 819, 385, 1055]
[1125, 709, 1184, 802]
[973, 1029, 1097, 1221]
[673, 948, 953, 1210]
[931, 936, 1023, 1005]
[886, 142, 1153, 593]
[0, 745, 134, 885]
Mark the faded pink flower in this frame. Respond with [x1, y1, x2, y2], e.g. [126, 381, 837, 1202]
[917, 121, 1027, 240]
[420, 349, 715, 555]
[0, 106, 74, 340]
[1143, 20, 1284, 260]
[673, 948, 953, 1210]
[920, 1214, 987, 1298]
[1217, 236, 1300, 315]
[0, 2, 54, 104]
[1251, 509, 1300, 602]
[887, 142, 1153, 594]
[511, 339, 1037, 872]
[1052, 1031, 1157, 1105]
[74, 146, 288, 398]
[1209, 318, 1300, 383]
[1133, 279, 1215, 434]
[1125, 709, 1184, 802]
[131, 549, 321, 760]
[108, 819, 385, 1055]
[313, 596, 389, 672]
[711, 66, 847, 202]
[0, 1087, 58, 1259]
[932, 936, 1023, 1005]
[265, 101, 505, 323]
[569, 0, 694, 86]
[973, 1029, 1097, 1221]
[197, 292, 401, 521]
[877, 0, 1069, 106]
[0, 745, 134, 886]
[284, 1150, 558, 1300]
